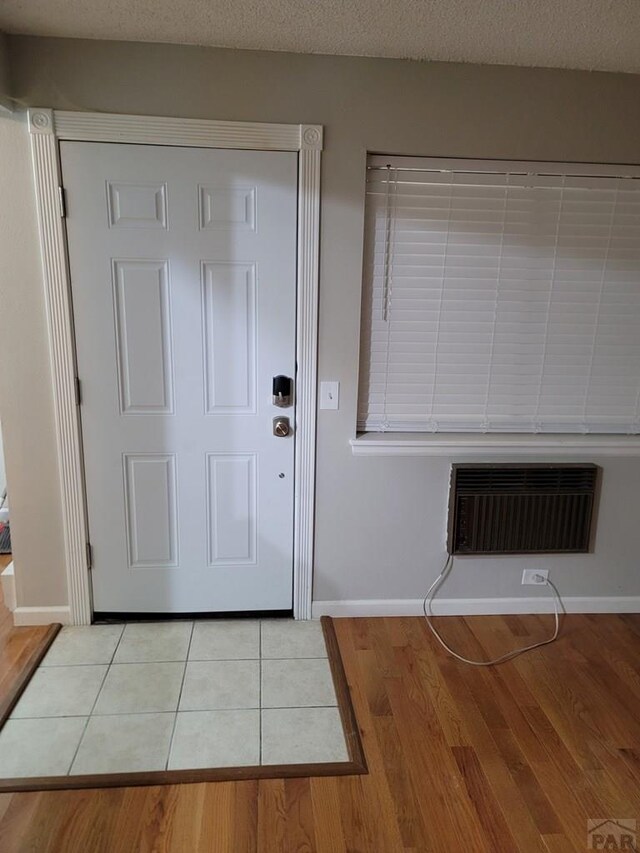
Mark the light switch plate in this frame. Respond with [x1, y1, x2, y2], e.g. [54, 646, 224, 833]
[320, 381, 340, 410]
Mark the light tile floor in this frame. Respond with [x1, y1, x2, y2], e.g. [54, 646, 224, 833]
[0, 620, 349, 778]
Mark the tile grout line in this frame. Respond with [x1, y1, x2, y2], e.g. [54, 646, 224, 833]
[37, 623, 126, 668]
[38, 655, 327, 669]
[9, 702, 336, 720]
[8, 624, 122, 723]
[110, 623, 127, 664]
[41, 655, 329, 667]
[65, 659, 114, 776]
[9, 702, 335, 719]
[60, 625, 125, 774]
[165, 621, 195, 771]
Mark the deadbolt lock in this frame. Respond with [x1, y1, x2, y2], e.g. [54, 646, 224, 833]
[272, 375, 293, 408]
[273, 416, 291, 437]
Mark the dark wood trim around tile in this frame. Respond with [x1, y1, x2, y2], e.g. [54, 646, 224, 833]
[320, 615, 368, 772]
[0, 617, 366, 792]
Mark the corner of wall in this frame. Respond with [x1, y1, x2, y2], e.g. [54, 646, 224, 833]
[0, 31, 14, 113]
[0, 561, 16, 611]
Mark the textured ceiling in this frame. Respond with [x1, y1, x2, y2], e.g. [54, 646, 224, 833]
[1, 0, 640, 74]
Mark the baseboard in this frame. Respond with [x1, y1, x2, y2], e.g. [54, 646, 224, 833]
[312, 596, 640, 618]
[10, 597, 640, 624]
[12, 606, 71, 626]
[1, 563, 16, 612]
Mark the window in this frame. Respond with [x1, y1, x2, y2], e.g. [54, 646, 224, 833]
[358, 156, 640, 435]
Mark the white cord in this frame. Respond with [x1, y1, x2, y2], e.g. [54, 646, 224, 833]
[422, 555, 564, 666]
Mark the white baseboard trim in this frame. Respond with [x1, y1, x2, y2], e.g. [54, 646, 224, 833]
[12, 605, 71, 626]
[1, 562, 16, 612]
[312, 596, 640, 618]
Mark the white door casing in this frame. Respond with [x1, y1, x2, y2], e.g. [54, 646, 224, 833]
[62, 142, 297, 613]
[28, 110, 322, 624]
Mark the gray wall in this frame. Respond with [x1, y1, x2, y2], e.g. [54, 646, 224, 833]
[0, 421, 5, 500]
[0, 34, 11, 504]
[3, 35, 640, 609]
[0, 32, 11, 110]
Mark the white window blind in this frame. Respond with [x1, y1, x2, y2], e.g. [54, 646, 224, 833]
[358, 156, 640, 434]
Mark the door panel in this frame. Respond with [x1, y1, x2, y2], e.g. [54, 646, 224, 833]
[124, 454, 179, 568]
[113, 259, 174, 414]
[107, 181, 168, 229]
[202, 261, 256, 414]
[61, 142, 297, 613]
[206, 453, 257, 565]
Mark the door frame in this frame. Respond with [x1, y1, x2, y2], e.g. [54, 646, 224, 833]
[28, 108, 322, 624]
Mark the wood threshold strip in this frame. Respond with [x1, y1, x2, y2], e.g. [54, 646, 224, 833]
[0, 616, 366, 792]
[0, 622, 62, 728]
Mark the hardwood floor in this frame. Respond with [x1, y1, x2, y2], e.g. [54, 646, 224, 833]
[0, 581, 639, 851]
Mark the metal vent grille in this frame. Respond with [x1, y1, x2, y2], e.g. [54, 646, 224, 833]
[448, 464, 598, 555]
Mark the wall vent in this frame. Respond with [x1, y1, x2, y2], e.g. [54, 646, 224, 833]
[447, 464, 598, 555]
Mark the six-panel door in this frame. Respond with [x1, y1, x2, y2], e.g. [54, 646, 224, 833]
[61, 142, 298, 613]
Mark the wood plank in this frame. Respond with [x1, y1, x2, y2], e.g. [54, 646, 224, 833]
[333, 619, 408, 852]
[451, 745, 521, 853]
[284, 777, 317, 852]
[309, 777, 347, 853]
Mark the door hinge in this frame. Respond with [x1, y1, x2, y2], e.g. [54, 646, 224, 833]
[74, 376, 82, 406]
[86, 542, 93, 570]
[58, 186, 67, 218]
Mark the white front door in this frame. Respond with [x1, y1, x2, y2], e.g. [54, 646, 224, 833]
[61, 142, 298, 614]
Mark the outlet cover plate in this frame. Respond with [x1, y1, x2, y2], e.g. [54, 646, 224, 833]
[319, 381, 339, 410]
[522, 569, 549, 585]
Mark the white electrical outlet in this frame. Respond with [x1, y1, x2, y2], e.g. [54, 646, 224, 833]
[522, 569, 549, 585]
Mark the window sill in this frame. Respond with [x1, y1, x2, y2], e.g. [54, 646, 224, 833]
[350, 432, 640, 457]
